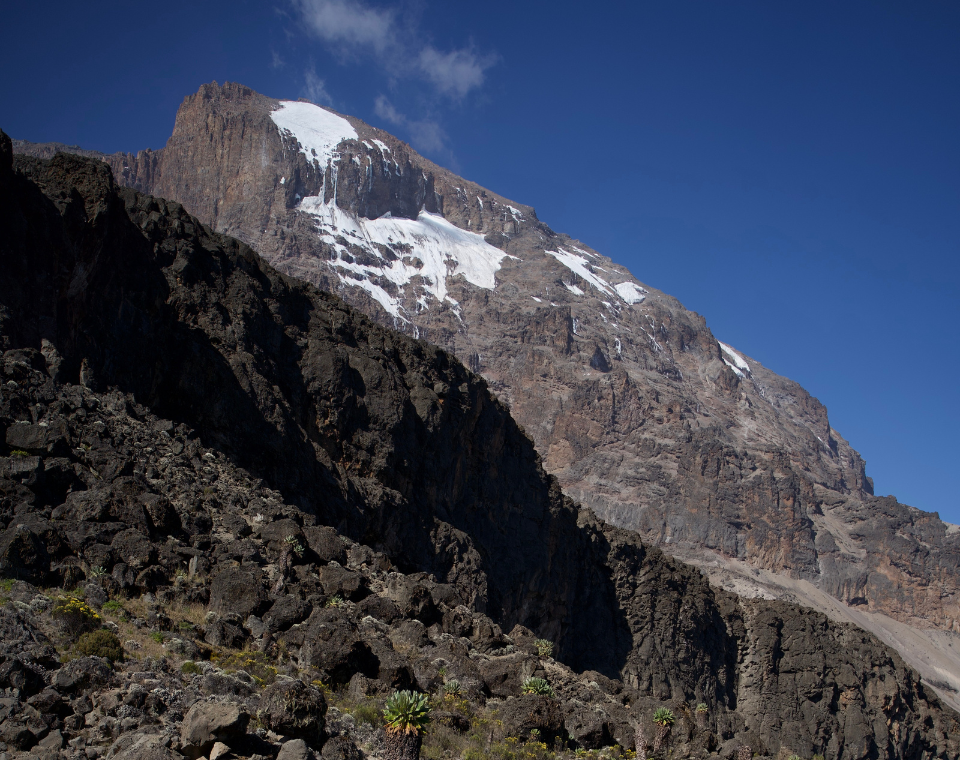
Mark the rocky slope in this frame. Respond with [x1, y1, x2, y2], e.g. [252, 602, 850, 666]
[15, 84, 960, 654]
[2, 133, 958, 759]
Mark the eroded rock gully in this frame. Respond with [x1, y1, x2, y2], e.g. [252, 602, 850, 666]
[0, 134, 957, 759]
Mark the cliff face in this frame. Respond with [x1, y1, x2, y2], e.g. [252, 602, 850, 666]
[16, 82, 956, 641]
[2, 134, 958, 759]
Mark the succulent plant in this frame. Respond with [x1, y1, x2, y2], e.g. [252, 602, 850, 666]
[384, 691, 431, 760]
[383, 690, 431, 735]
[652, 707, 675, 752]
[534, 638, 554, 657]
[443, 679, 462, 695]
[521, 676, 555, 697]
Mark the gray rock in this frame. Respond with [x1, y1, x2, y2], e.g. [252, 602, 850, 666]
[180, 701, 249, 759]
[256, 679, 326, 744]
[278, 738, 315, 760]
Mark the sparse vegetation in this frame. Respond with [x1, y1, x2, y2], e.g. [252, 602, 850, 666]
[73, 629, 124, 662]
[443, 679, 463, 695]
[284, 534, 305, 556]
[521, 677, 554, 697]
[212, 649, 280, 686]
[9, 449, 30, 457]
[181, 660, 202, 675]
[534, 639, 553, 657]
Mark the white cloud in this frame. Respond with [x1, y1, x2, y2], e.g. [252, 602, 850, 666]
[294, 0, 396, 56]
[271, 50, 285, 69]
[418, 46, 497, 99]
[374, 94, 405, 125]
[374, 95, 450, 159]
[303, 68, 333, 104]
[406, 119, 449, 156]
[291, 0, 496, 99]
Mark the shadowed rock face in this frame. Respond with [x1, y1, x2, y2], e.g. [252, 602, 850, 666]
[1, 132, 959, 759]
[15, 82, 959, 641]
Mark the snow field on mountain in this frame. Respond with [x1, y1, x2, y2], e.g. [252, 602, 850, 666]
[298, 196, 507, 319]
[547, 247, 652, 308]
[615, 282, 647, 304]
[719, 341, 751, 376]
[270, 101, 358, 165]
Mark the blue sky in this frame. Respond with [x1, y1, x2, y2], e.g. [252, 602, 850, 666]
[2, 1, 959, 521]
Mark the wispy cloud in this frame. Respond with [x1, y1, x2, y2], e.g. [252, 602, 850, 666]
[374, 95, 451, 161]
[417, 46, 498, 99]
[373, 94, 405, 126]
[292, 0, 496, 99]
[293, 0, 396, 57]
[271, 50, 285, 69]
[303, 68, 333, 104]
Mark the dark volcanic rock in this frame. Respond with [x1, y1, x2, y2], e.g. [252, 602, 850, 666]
[0, 133, 957, 760]
[257, 679, 326, 744]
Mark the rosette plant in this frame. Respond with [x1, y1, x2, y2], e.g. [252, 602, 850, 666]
[383, 690, 431, 760]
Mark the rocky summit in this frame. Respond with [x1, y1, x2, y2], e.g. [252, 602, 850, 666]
[16, 82, 960, 707]
[2, 129, 959, 760]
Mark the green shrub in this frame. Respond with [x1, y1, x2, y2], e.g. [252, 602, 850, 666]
[181, 661, 202, 675]
[534, 639, 553, 657]
[696, 703, 708, 713]
[73, 629, 123, 663]
[384, 690, 431, 734]
[352, 700, 382, 727]
[149, 632, 164, 644]
[521, 677, 554, 697]
[52, 597, 101, 636]
[443, 679, 463, 695]
[9, 450, 30, 457]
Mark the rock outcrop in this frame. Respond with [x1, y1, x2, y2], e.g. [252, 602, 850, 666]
[1, 132, 958, 758]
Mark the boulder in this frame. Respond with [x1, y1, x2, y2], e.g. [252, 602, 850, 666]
[321, 735, 363, 760]
[498, 694, 567, 746]
[52, 656, 115, 694]
[110, 732, 184, 760]
[301, 608, 379, 684]
[304, 526, 347, 564]
[180, 700, 250, 759]
[210, 567, 269, 618]
[257, 679, 326, 744]
[264, 595, 311, 632]
[279, 738, 317, 760]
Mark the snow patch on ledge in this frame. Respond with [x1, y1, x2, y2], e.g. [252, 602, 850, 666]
[615, 282, 647, 304]
[270, 101, 357, 166]
[299, 196, 507, 320]
[719, 342, 751, 375]
[546, 248, 617, 298]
